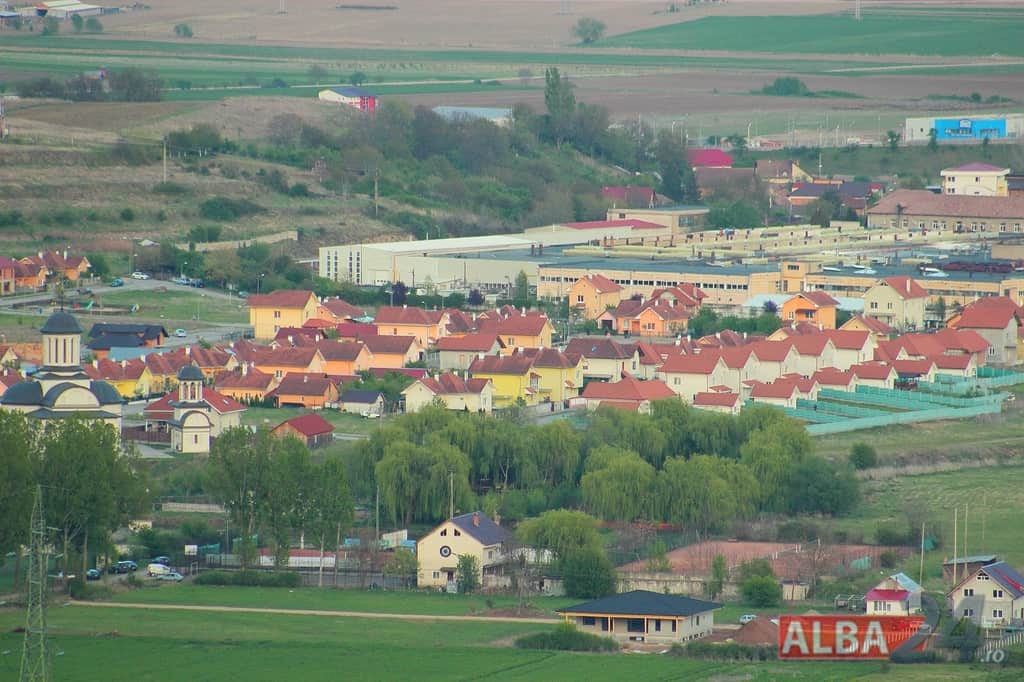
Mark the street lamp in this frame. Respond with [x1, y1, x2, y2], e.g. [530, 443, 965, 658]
[181, 261, 188, 280]
[257, 273, 266, 296]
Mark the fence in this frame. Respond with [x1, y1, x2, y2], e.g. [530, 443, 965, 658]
[805, 403, 1002, 435]
[121, 426, 170, 444]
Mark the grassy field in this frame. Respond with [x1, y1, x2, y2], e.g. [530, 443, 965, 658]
[599, 11, 1024, 57]
[835, 465, 1024, 580]
[0, 604, 992, 681]
[89, 289, 248, 326]
[239, 406, 381, 435]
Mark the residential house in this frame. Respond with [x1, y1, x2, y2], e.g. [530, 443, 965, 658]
[83, 357, 154, 399]
[823, 329, 876, 369]
[786, 181, 879, 218]
[943, 555, 999, 581]
[748, 380, 800, 409]
[340, 389, 385, 416]
[849, 363, 898, 389]
[717, 346, 759, 392]
[748, 342, 800, 383]
[785, 335, 837, 376]
[443, 309, 477, 338]
[687, 149, 733, 169]
[518, 347, 583, 403]
[564, 337, 641, 382]
[317, 86, 377, 112]
[163, 344, 238, 381]
[754, 159, 812, 186]
[334, 321, 378, 341]
[373, 306, 448, 347]
[569, 274, 624, 321]
[143, 365, 245, 453]
[0, 257, 14, 295]
[841, 314, 895, 339]
[358, 334, 423, 369]
[657, 353, 730, 402]
[272, 327, 326, 347]
[941, 162, 1010, 197]
[692, 391, 742, 415]
[557, 590, 720, 644]
[601, 186, 657, 209]
[434, 334, 505, 371]
[478, 312, 554, 350]
[248, 290, 320, 340]
[862, 276, 928, 331]
[468, 353, 539, 407]
[87, 323, 168, 359]
[0, 344, 20, 366]
[947, 296, 1022, 364]
[948, 561, 1024, 628]
[270, 372, 340, 409]
[316, 339, 373, 375]
[20, 250, 90, 282]
[417, 511, 511, 589]
[933, 327, 991, 365]
[0, 367, 25, 399]
[271, 413, 335, 449]
[580, 375, 676, 414]
[892, 358, 937, 385]
[811, 368, 858, 392]
[316, 297, 366, 322]
[248, 346, 327, 380]
[402, 372, 494, 414]
[866, 573, 923, 616]
[780, 291, 839, 329]
[214, 365, 278, 404]
[12, 260, 47, 290]
[932, 353, 977, 378]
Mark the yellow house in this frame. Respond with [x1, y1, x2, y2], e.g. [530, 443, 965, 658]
[84, 358, 155, 399]
[401, 373, 494, 414]
[248, 290, 320, 340]
[250, 347, 327, 380]
[417, 511, 511, 589]
[214, 365, 279, 403]
[518, 347, 582, 403]
[862, 276, 928, 331]
[373, 305, 448, 346]
[941, 162, 1010, 197]
[468, 353, 539, 407]
[479, 313, 554, 350]
[569, 274, 624, 321]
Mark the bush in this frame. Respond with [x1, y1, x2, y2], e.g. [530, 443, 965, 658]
[515, 623, 618, 652]
[193, 570, 300, 587]
[120, 208, 135, 222]
[198, 197, 264, 221]
[153, 182, 190, 195]
[288, 183, 310, 197]
[673, 640, 777, 661]
[849, 442, 878, 470]
[876, 523, 910, 546]
[562, 546, 617, 599]
[879, 551, 898, 569]
[741, 575, 781, 607]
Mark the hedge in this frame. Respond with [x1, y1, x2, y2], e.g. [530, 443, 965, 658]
[193, 570, 301, 587]
[672, 640, 777, 661]
[515, 623, 618, 652]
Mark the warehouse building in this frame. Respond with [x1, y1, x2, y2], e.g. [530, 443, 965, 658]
[904, 114, 1024, 144]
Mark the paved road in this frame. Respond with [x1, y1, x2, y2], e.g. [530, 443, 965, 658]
[72, 600, 560, 624]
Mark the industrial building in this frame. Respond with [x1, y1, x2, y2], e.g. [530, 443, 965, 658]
[904, 114, 1024, 143]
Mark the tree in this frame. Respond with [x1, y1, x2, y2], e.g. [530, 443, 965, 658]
[517, 67, 533, 86]
[581, 453, 656, 521]
[562, 546, 616, 599]
[543, 67, 576, 149]
[71, 14, 84, 32]
[886, 130, 900, 151]
[85, 17, 102, 33]
[656, 129, 685, 201]
[927, 127, 938, 151]
[41, 16, 59, 35]
[517, 509, 602, 565]
[0, 412, 35, 584]
[707, 554, 727, 600]
[264, 436, 313, 570]
[350, 71, 367, 87]
[109, 68, 163, 102]
[206, 427, 274, 568]
[86, 252, 111, 279]
[467, 288, 484, 306]
[174, 23, 193, 38]
[785, 457, 860, 516]
[572, 17, 606, 44]
[741, 575, 781, 607]
[456, 554, 480, 593]
[725, 133, 748, 155]
[307, 64, 328, 83]
[382, 547, 418, 588]
[307, 457, 354, 587]
[849, 442, 878, 470]
[268, 113, 304, 147]
[646, 539, 671, 573]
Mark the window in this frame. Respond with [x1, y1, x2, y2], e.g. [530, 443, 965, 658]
[993, 609, 1004, 619]
[870, 301, 879, 309]
[695, 615, 700, 626]
[194, 435, 198, 444]
[787, 264, 800, 271]
[994, 589, 1004, 598]
[440, 529, 446, 536]
[673, 377, 680, 385]
[671, 620, 677, 633]
[453, 529, 461, 537]
[601, 618, 609, 631]
[964, 588, 974, 597]
[963, 608, 974, 617]
[576, 295, 584, 303]
[581, 617, 596, 626]
[626, 619, 644, 633]
[273, 310, 281, 319]
[874, 601, 884, 611]
[979, 574, 990, 580]
[654, 620, 661, 632]
[887, 302, 894, 310]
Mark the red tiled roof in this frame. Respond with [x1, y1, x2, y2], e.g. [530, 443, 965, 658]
[84, 357, 147, 381]
[892, 359, 936, 375]
[144, 386, 245, 418]
[373, 306, 444, 326]
[750, 341, 793, 362]
[933, 328, 989, 354]
[357, 334, 417, 355]
[952, 297, 1022, 329]
[274, 327, 325, 344]
[931, 354, 972, 370]
[582, 375, 675, 401]
[444, 309, 477, 336]
[687, 148, 733, 168]
[600, 186, 656, 206]
[659, 352, 723, 375]
[248, 290, 316, 308]
[272, 372, 337, 397]
[335, 322, 378, 339]
[303, 319, 336, 329]
[469, 354, 534, 376]
[253, 346, 323, 368]
[319, 298, 365, 319]
[215, 367, 275, 390]
[576, 273, 623, 294]
[789, 290, 839, 307]
[718, 346, 754, 369]
[822, 329, 871, 350]
[865, 588, 909, 602]
[274, 413, 334, 438]
[414, 372, 491, 396]
[565, 337, 635, 360]
[435, 333, 502, 352]
[786, 335, 833, 356]
[693, 391, 741, 407]
[850, 363, 897, 380]
[478, 314, 551, 337]
[880, 276, 928, 300]
[0, 367, 25, 391]
[844, 314, 894, 335]
[870, 189, 1024, 220]
[812, 369, 855, 386]
[749, 380, 798, 399]
[315, 340, 367, 362]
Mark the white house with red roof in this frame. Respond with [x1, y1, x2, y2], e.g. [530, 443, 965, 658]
[822, 329, 876, 369]
[747, 380, 800, 409]
[580, 375, 676, 414]
[748, 342, 800, 384]
[402, 371, 494, 414]
[657, 353, 730, 402]
[941, 162, 1010, 197]
[434, 333, 505, 371]
[849, 362, 898, 389]
[948, 296, 1023, 365]
[866, 573, 922, 616]
[784, 335, 836, 376]
[812, 368, 858, 393]
[692, 391, 742, 415]
[144, 364, 246, 453]
[863, 276, 928, 332]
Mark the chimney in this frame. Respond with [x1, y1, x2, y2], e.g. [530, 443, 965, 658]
[478, 352, 485, 360]
[403, 304, 407, 309]
[121, 360, 126, 368]
[287, 335, 294, 346]
[472, 512, 480, 527]
[185, 345, 191, 356]
[906, 279, 911, 293]
[303, 375, 308, 383]
[241, 362, 248, 376]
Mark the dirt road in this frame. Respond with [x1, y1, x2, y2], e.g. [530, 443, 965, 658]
[72, 600, 560, 624]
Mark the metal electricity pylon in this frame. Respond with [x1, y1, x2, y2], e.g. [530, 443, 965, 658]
[20, 485, 49, 682]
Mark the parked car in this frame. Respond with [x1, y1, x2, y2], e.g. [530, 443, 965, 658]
[189, 278, 205, 288]
[130, 271, 150, 280]
[147, 562, 171, 577]
[173, 276, 190, 285]
[174, 328, 187, 338]
[237, 291, 249, 299]
[108, 560, 137, 574]
[152, 556, 171, 565]
[109, 278, 125, 288]
[86, 568, 102, 581]
[158, 572, 184, 582]
[77, 287, 93, 296]
[739, 614, 757, 624]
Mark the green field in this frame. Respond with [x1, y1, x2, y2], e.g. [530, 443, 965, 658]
[0, 604, 991, 681]
[95, 289, 248, 326]
[240, 406, 379, 435]
[836, 465, 1024, 577]
[599, 12, 1024, 57]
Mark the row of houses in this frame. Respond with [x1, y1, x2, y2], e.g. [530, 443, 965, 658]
[0, 250, 90, 295]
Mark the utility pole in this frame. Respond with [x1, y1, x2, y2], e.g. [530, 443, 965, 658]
[20, 485, 49, 682]
[963, 503, 968, 562]
[952, 506, 958, 586]
[918, 522, 926, 586]
[162, 138, 168, 184]
[449, 471, 454, 520]
[375, 484, 380, 541]
[373, 169, 379, 218]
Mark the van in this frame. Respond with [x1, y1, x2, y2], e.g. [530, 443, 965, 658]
[147, 562, 171, 577]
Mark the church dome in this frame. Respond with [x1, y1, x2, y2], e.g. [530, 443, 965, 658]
[90, 380, 124, 405]
[40, 310, 82, 335]
[177, 364, 205, 382]
[0, 381, 43, 405]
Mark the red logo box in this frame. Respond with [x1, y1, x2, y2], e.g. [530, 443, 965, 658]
[778, 615, 925, 660]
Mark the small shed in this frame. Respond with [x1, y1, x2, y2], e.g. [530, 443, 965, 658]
[340, 389, 385, 416]
[271, 413, 335, 449]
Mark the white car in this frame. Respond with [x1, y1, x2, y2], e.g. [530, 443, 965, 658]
[174, 328, 187, 338]
[130, 272, 150, 280]
[739, 614, 757, 624]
